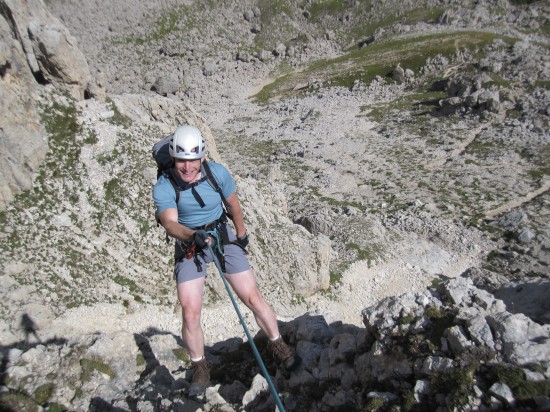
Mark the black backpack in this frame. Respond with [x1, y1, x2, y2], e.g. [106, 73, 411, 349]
[151, 135, 228, 222]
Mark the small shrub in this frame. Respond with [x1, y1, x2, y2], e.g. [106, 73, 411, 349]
[486, 364, 550, 399]
[398, 314, 415, 325]
[83, 130, 99, 144]
[329, 271, 343, 285]
[34, 383, 55, 404]
[431, 366, 474, 408]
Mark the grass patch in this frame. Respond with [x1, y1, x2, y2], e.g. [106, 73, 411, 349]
[425, 307, 455, 346]
[34, 383, 54, 404]
[350, 6, 445, 47]
[253, 31, 511, 103]
[80, 358, 116, 381]
[346, 242, 376, 263]
[308, 0, 349, 19]
[121, 5, 192, 45]
[329, 270, 343, 285]
[254, 0, 295, 50]
[364, 90, 446, 123]
[106, 98, 132, 128]
[485, 364, 550, 399]
[39, 96, 82, 176]
[136, 354, 145, 367]
[431, 366, 475, 408]
[173, 348, 190, 364]
[309, 187, 366, 211]
[83, 130, 99, 145]
[528, 167, 550, 181]
[398, 314, 415, 325]
[0, 392, 38, 412]
[114, 275, 140, 294]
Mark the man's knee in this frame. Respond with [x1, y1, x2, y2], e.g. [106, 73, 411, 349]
[245, 288, 267, 309]
[181, 305, 202, 326]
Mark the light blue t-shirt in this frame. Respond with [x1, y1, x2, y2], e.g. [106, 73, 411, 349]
[152, 162, 235, 228]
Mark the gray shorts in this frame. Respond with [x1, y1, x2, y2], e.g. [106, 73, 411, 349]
[174, 223, 250, 284]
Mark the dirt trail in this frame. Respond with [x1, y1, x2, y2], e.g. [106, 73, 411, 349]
[485, 180, 550, 219]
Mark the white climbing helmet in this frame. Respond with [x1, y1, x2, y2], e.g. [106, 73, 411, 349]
[168, 125, 206, 160]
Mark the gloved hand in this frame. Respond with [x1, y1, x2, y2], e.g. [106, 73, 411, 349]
[193, 230, 209, 248]
[236, 233, 249, 249]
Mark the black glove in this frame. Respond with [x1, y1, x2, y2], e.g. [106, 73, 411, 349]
[236, 234, 249, 249]
[193, 230, 209, 248]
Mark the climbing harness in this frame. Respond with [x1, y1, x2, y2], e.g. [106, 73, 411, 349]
[206, 239, 286, 412]
[175, 212, 231, 271]
[176, 210, 249, 272]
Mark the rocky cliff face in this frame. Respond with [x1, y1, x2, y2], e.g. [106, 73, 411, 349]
[0, 0, 96, 211]
[2, 273, 549, 411]
[1, 0, 549, 411]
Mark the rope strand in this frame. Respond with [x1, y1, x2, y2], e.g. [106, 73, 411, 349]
[206, 242, 286, 412]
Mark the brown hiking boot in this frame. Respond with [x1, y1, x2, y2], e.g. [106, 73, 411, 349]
[268, 337, 300, 371]
[189, 358, 211, 392]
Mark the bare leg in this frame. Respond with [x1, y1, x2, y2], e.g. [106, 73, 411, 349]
[226, 269, 281, 339]
[177, 277, 206, 359]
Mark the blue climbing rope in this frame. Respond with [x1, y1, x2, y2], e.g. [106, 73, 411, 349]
[206, 232, 286, 412]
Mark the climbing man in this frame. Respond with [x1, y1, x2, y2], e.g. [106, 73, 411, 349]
[152, 124, 300, 391]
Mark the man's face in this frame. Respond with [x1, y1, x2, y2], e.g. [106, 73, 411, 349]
[174, 158, 203, 183]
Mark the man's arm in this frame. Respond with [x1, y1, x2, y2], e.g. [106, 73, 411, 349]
[158, 208, 196, 241]
[224, 193, 247, 238]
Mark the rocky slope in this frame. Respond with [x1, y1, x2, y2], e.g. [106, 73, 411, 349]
[1, 0, 549, 410]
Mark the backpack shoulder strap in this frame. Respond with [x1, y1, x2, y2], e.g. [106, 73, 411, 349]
[201, 161, 229, 207]
[164, 169, 181, 204]
[161, 162, 229, 212]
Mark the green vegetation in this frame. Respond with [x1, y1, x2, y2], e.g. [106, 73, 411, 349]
[39, 96, 82, 177]
[350, 7, 445, 47]
[34, 383, 55, 404]
[83, 130, 99, 145]
[173, 348, 190, 364]
[114, 275, 140, 294]
[253, 31, 509, 103]
[304, 1, 444, 47]
[122, 6, 190, 44]
[106, 98, 132, 128]
[424, 307, 455, 346]
[80, 357, 116, 381]
[136, 354, 146, 367]
[46, 403, 65, 412]
[253, 0, 295, 50]
[346, 242, 376, 264]
[464, 137, 497, 159]
[97, 148, 122, 165]
[205, 283, 222, 303]
[309, 187, 366, 212]
[308, 0, 348, 19]
[0, 392, 39, 412]
[329, 270, 343, 285]
[485, 364, 550, 400]
[397, 314, 415, 325]
[431, 366, 475, 409]
[364, 396, 386, 411]
[364, 91, 446, 123]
